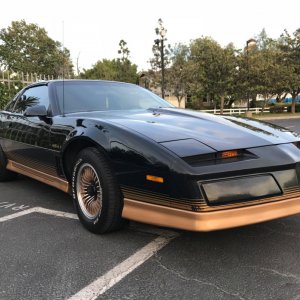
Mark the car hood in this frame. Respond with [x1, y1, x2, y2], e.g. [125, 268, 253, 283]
[69, 108, 300, 151]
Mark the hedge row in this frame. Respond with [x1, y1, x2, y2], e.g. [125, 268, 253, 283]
[269, 103, 300, 113]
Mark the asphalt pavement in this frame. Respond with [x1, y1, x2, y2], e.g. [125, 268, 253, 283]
[267, 118, 300, 134]
[0, 118, 300, 300]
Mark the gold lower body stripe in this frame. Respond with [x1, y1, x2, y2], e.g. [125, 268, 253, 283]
[122, 196, 300, 231]
[6, 160, 70, 193]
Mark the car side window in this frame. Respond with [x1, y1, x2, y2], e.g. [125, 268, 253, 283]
[13, 85, 49, 114]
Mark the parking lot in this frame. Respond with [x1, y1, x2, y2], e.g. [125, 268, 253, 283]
[1, 118, 300, 300]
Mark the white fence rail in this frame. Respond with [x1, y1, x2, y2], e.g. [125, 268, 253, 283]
[200, 107, 286, 115]
[0, 71, 64, 92]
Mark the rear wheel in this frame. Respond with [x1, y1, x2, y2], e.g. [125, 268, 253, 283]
[71, 147, 126, 234]
[0, 145, 18, 182]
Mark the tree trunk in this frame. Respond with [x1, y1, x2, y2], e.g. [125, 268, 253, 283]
[291, 93, 297, 114]
[276, 92, 287, 103]
[220, 94, 225, 115]
[261, 102, 265, 113]
[177, 95, 184, 108]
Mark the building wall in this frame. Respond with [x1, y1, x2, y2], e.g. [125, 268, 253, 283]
[165, 95, 186, 108]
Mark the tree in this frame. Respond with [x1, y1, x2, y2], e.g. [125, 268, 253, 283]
[0, 20, 73, 76]
[188, 38, 237, 113]
[81, 40, 138, 83]
[0, 81, 10, 109]
[247, 47, 284, 111]
[81, 59, 118, 80]
[256, 28, 269, 50]
[234, 30, 291, 112]
[118, 39, 130, 61]
[278, 29, 300, 113]
[237, 39, 266, 110]
[116, 40, 138, 83]
[166, 43, 190, 107]
[149, 18, 171, 98]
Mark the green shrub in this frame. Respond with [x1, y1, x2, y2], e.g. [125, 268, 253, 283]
[0, 80, 24, 110]
[186, 97, 203, 110]
[0, 83, 11, 109]
[253, 101, 266, 108]
[269, 105, 285, 113]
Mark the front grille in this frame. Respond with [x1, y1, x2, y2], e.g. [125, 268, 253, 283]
[121, 185, 300, 212]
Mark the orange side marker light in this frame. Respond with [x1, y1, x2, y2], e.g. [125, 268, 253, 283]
[146, 175, 164, 183]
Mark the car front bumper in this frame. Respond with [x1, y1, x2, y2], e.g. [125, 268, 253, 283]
[122, 197, 300, 231]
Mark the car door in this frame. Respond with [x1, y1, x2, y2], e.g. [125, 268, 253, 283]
[1, 84, 58, 177]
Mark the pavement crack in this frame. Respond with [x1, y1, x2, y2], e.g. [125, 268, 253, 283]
[243, 266, 300, 282]
[261, 268, 300, 282]
[153, 255, 248, 300]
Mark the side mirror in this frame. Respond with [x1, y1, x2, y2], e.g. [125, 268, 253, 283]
[24, 105, 48, 117]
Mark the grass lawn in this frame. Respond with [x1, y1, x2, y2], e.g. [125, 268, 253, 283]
[223, 112, 300, 119]
[251, 112, 300, 119]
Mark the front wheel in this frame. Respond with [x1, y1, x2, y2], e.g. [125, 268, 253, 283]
[71, 147, 126, 234]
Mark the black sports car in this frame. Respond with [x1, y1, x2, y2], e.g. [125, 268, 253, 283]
[1, 80, 300, 233]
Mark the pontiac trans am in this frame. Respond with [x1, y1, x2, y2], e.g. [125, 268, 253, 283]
[1, 80, 300, 233]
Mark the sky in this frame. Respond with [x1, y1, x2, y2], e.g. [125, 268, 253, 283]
[0, 0, 299, 73]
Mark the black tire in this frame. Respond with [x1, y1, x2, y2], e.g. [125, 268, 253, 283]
[71, 147, 126, 234]
[0, 145, 18, 182]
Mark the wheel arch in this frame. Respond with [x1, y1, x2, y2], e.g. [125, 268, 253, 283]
[62, 136, 110, 182]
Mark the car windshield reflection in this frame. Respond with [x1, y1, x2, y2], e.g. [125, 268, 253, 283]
[54, 81, 173, 114]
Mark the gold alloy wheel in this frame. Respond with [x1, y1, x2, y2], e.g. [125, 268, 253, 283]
[76, 163, 103, 219]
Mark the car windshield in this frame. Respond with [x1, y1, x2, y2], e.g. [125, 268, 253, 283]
[54, 81, 173, 114]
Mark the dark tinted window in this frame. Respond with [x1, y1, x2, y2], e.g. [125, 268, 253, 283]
[54, 81, 173, 114]
[13, 85, 49, 114]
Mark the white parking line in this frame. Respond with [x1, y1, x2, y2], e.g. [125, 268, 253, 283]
[0, 207, 78, 223]
[0, 206, 179, 300]
[35, 207, 78, 220]
[68, 233, 179, 300]
[0, 207, 37, 222]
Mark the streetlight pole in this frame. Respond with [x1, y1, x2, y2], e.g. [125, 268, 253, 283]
[246, 38, 256, 111]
